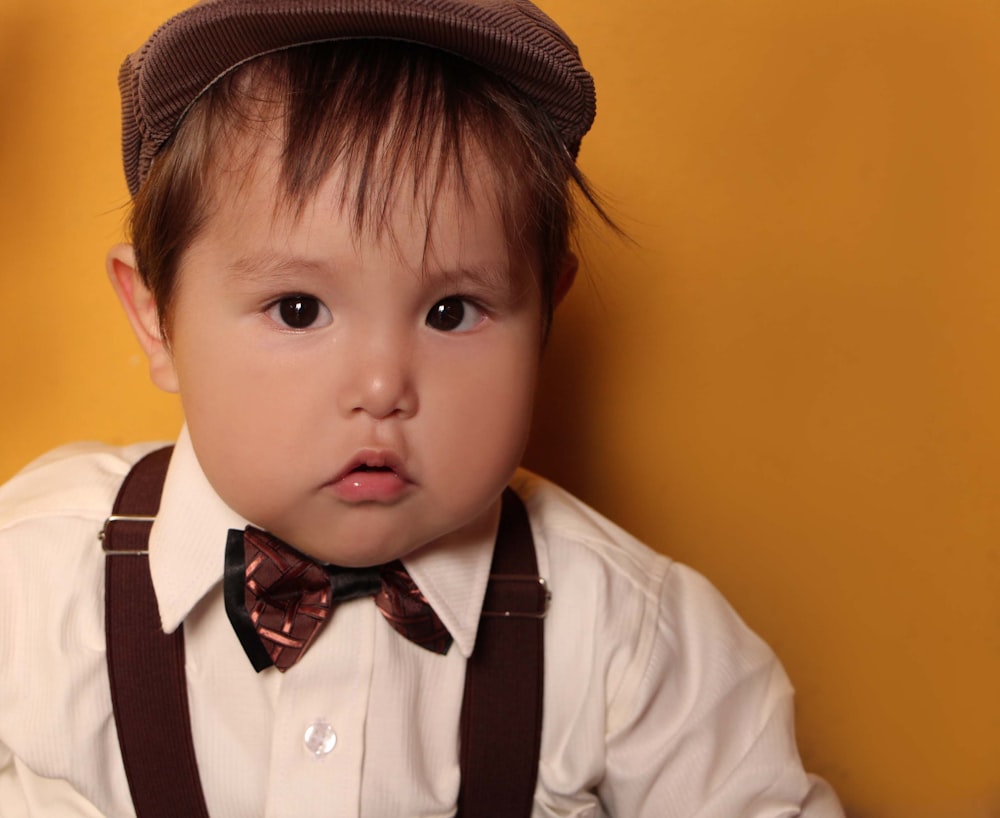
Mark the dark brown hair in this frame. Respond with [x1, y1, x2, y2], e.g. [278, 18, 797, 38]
[129, 40, 606, 332]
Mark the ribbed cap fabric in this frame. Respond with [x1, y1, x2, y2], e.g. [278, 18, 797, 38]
[119, 0, 596, 197]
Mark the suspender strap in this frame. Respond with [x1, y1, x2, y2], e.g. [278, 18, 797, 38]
[105, 448, 545, 817]
[457, 488, 547, 817]
[103, 446, 211, 818]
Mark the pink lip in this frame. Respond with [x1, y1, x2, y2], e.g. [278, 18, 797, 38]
[327, 450, 413, 504]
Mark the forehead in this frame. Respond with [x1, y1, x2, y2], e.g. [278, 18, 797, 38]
[190, 124, 529, 288]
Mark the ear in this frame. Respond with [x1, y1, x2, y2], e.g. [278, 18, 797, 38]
[106, 243, 179, 394]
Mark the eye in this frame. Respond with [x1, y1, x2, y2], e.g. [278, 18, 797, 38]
[266, 295, 331, 330]
[426, 297, 484, 333]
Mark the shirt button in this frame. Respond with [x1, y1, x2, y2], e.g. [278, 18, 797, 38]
[304, 719, 337, 758]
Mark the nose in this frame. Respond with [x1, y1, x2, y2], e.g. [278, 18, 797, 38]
[338, 331, 417, 420]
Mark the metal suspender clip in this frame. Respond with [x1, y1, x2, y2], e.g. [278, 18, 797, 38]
[99, 515, 156, 555]
[481, 575, 550, 619]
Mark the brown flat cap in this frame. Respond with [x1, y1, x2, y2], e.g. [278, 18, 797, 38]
[119, 0, 596, 197]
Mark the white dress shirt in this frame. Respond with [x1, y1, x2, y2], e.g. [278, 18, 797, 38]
[0, 428, 844, 817]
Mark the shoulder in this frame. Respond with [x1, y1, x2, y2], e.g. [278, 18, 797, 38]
[512, 468, 768, 637]
[512, 468, 785, 719]
[0, 440, 171, 663]
[512, 469, 672, 595]
[512, 470, 734, 633]
[0, 440, 170, 607]
[0, 441, 167, 533]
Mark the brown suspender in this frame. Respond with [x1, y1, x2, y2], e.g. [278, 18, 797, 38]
[104, 447, 206, 818]
[458, 488, 546, 817]
[103, 447, 546, 818]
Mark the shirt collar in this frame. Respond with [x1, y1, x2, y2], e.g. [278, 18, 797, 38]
[402, 501, 499, 658]
[149, 427, 497, 657]
[149, 426, 248, 634]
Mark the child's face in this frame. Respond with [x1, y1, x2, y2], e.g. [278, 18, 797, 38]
[149, 138, 545, 566]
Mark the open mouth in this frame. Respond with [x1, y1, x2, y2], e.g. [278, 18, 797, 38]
[328, 450, 412, 503]
[335, 449, 407, 481]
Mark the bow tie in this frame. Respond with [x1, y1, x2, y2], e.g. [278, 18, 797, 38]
[223, 527, 452, 672]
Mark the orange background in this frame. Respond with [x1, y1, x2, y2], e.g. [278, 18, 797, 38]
[1, 1, 998, 816]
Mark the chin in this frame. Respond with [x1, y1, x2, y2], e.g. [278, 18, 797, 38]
[302, 532, 419, 568]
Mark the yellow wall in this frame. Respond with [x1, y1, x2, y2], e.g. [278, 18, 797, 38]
[2, 1, 998, 815]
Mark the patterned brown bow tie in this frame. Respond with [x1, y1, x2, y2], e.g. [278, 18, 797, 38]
[223, 527, 452, 672]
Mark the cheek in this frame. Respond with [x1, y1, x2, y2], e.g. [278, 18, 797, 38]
[173, 320, 303, 420]
[180, 377, 307, 528]
[170, 330, 303, 488]
[428, 336, 540, 464]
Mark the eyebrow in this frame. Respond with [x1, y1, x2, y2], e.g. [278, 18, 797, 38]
[226, 251, 520, 294]
[223, 253, 335, 289]
[225, 252, 531, 299]
[424, 262, 518, 295]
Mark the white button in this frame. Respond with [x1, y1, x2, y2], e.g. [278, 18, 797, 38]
[304, 719, 337, 757]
